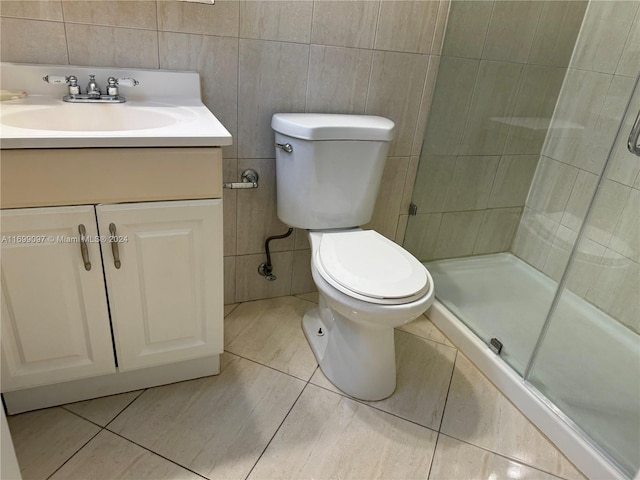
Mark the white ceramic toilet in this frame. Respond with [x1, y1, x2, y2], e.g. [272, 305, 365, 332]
[272, 113, 435, 401]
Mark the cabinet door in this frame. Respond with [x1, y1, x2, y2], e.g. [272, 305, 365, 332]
[97, 200, 223, 371]
[1, 206, 115, 391]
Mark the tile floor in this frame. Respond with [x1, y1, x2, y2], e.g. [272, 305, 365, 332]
[6, 294, 586, 480]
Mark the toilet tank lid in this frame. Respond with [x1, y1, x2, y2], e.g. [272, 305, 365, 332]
[272, 113, 395, 141]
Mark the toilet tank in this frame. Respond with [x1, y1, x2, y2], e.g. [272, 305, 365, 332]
[271, 114, 395, 230]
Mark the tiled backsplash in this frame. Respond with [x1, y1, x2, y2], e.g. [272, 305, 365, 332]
[0, 0, 449, 303]
[405, 0, 587, 261]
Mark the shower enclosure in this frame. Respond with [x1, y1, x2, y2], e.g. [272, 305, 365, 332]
[405, 1, 639, 477]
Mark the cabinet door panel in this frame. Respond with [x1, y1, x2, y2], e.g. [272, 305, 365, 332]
[97, 200, 223, 371]
[1, 206, 116, 391]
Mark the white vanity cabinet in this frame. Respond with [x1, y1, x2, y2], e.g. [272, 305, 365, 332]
[0, 147, 225, 414]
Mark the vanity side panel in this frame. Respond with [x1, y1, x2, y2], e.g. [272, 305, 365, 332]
[0, 147, 223, 208]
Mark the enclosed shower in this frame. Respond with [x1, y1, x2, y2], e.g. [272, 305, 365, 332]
[404, 1, 639, 477]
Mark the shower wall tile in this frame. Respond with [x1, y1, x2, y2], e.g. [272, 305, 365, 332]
[487, 155, 539, 209]
[503, 65, 566, 155]
[401, 156, 421, 213]
[441, 0, 493, 59]
[62, 0, 157, 29]
[66, 23, 159, 68]
[572, 0, 638, 74]
[608, 87, 640, 187]
[0, 17, 68, 64]
[432, 211, 484, 260]
[239, 1, 313, 44]
[564, 238, 606, 299]
[528, 1, 587, 68]
[615, 7, 640, 78]
[560, 169, 599, 233]
[236, 158, 295, 255]
[0, 0, 63, 21]
[527, 157, 578, 223]
[159, 32, 239, 158]
[412, 55, 441, 156]
[305, 46, 372, 114]
[404, 213, 442, 262]
[512, 208, 558, 271]
[474, 207, 522, 255]
[542, 225, 577, 282]
[443, 156, 500, 212]
[157, 0, 239, 37]
[431, 0, 450, 56]
[459, 60, 522, 155]
[310, 1, 379, 49]
[365, 51, 429, 157]
[224, 256, 236, 304]
[374, 1, 440, 54]
[395, 215, 409, 246]
[610, 187, 640, 262]
[237, 39, 309, 158]
[412, 155, 456, 214]
[291, 249, 315, 295]
[481, 0, 542, 64]
[235, 252, 294, 303]
[422, 57, 479, 156]
[584, 179, 630, 247]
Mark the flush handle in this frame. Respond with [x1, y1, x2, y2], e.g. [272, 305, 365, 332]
[109, 223, 121, 269]
[78, 224, 91, 271]
[275, 143, 293, 153]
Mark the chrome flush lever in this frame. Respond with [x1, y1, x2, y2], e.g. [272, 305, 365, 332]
[275, 143, 293, 153]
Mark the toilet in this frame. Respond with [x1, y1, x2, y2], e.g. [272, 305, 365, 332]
[272, 113, 435, 401]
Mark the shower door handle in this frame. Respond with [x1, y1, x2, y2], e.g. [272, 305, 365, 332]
[628, 108, 640, 157]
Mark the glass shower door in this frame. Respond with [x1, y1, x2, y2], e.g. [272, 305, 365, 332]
[525, 79, 640, 477]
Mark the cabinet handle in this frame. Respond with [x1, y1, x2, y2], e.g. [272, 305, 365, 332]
[109, 223, 121, 269]
[78, 224, 91, 271]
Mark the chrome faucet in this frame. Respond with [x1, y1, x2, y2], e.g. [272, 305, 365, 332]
[42, 73, 139, 103]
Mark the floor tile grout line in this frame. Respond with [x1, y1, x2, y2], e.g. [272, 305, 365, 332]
[425, 431, 442, 480]
[59, 407, 109, 430]
[436, 349, 459, 433]
[44, 427, 103, 480]
[103, 389, 147, 430]
[102, 428, 210, 480]
[223, 349, 317, 383]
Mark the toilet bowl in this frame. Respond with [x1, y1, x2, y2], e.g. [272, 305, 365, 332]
[271, 113, 435, 401]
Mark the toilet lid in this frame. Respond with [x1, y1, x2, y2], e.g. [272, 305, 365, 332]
[317, 230, 429, 300]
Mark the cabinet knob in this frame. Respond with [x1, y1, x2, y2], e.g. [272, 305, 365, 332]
[78, 224, 91, 271]
[109, 223, 121, 269]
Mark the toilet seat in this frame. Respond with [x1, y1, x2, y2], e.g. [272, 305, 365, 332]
[314, 230, 430, 305]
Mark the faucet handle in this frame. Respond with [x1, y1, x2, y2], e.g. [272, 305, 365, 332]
[115, 77, 139, 88]
[42, 74, 70, 84]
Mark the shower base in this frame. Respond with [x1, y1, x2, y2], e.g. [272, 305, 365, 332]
[426, 252, 638, 479]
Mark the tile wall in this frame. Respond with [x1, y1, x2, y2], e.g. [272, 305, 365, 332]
[404, 0, 587, 261]
[512, 0, 640, 333]
[0, 0, 449, 303]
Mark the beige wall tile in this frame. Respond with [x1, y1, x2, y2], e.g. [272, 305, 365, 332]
[412, 55, 440, 156]
[291, 249, 315, 295]
[584, 179, 630, 247]
[422, 56, 479, 155]
[608, 86, 640, 186]
[238, 39, 308, 158]
[63, 391, 142, 427]
[432, 210, 484, 259]
[240, 0, 312, 43]
[615, 6, 640, 77]
[504, 65, 566, 155]
[248, 384, 437, 480]
[459, 60, 522, 155]
[441, 0, 493, 59]
[158, 31, 239, 158]
[157, 0, 239, 36]
[236, 158, 294, 255]
[51, 430, 201, 480]
[560, 169, 599, 232]
[294, 228, 310, 250]
[610, 187, 639, 262]
[431, 435, 565, 480]
[441, 355, 586, 479]
[474, 207, 522, 255]
[528, 1, 587, 68]
[8, 408, 100, 480]
[0, 17, 68, 64]
[564, 237, 606, 298]
[412, 155, 456, 213]
[224, 256, 236, 304]
[0, 0, 62, 21]
[395, 214, 409, 245]
[572, 0, 638, 74]
[443, 155, 500, 211]
[62, 0, 156, 29]
[542, 225, 577, 282]
[527, 157, 578, 223]
[109, 353, 305, 479]
[488, 154, 539, 209]
[374, 0, 440, 54]
[66, 23, 158, 68]
[366, 51, 429, 157]
[482, 0, 543, 63]
[311, 0, 379, 49]
[401, 156, 420, 213]
[512, 208, 558, 271]
[305, 45, 372, 114]
[404, 212, 442, 261]
[235, 251, 294, 302]
[431, 0, 450, 56]
[364, 157, 409, 240]
[224, 296, 317, 380]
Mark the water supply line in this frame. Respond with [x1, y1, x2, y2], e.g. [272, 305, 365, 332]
[258, 228, 294, 281]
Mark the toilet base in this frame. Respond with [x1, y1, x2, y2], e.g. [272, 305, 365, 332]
[302, 294, 397, 401]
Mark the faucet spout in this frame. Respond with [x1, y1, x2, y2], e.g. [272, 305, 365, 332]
[86, 75, 101, 98]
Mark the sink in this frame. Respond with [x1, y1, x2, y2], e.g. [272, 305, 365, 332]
[2, 104, 180, 132]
